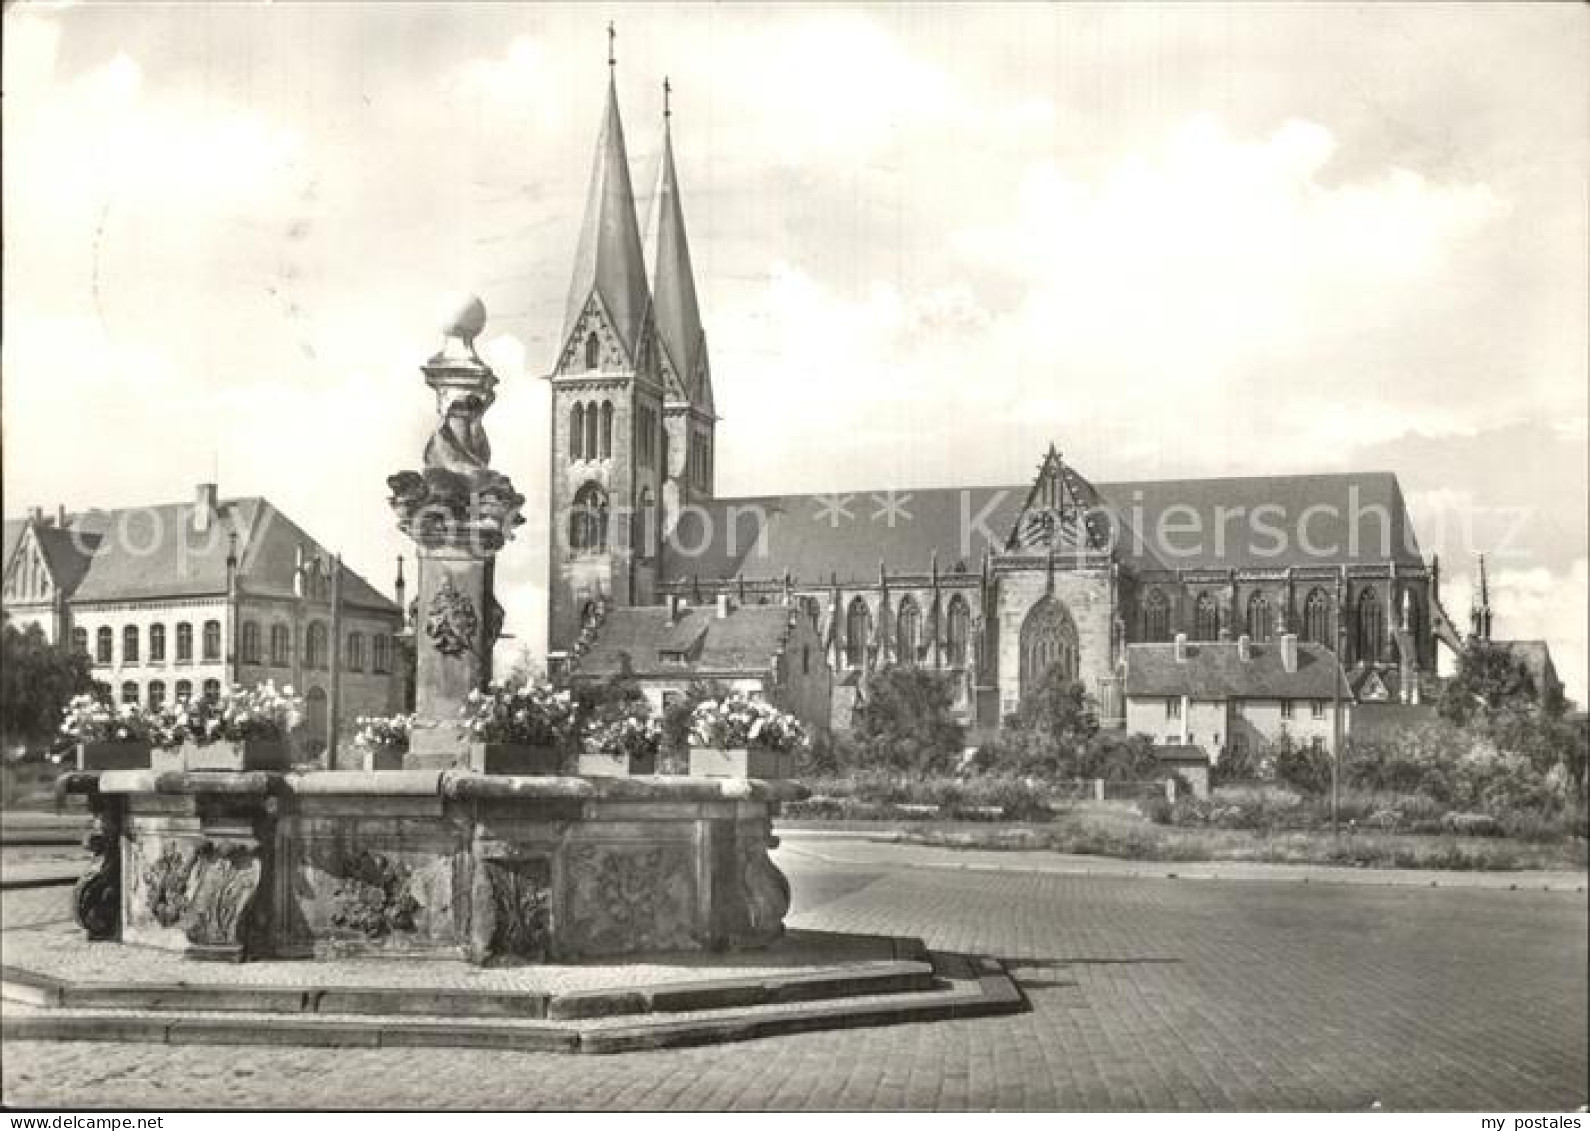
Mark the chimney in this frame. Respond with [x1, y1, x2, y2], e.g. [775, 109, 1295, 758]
[194, 482, 218, 534]
[1280, 632, 1298, 674]
[1237, 634, 1251, 662]
[667, 594, 686, 624]
[716, 593, 732, 620]
[26, 505, 43, 524]
[55, 504, 67, 528]
[1173, 632, 1188, 663]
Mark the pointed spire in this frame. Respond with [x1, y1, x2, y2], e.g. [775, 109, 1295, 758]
[1471, 554, 1493, 641]
[559, 49, 651, 372]
[643, 79, 712, 411]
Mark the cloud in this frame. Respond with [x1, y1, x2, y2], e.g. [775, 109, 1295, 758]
[1443, 559, 1588, 703]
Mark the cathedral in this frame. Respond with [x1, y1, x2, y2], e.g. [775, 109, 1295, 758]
[544, 59, 1467, 737]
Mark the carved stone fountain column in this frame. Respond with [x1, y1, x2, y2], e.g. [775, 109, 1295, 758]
[388, 297, 525, 768]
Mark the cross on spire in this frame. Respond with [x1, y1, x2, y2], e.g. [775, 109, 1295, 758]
[607, 21, 616, 69]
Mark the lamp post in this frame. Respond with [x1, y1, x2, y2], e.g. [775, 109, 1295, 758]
[1332, 620, 1345, 835]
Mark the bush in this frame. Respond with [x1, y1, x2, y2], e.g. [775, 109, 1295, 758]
[849, 668, 965, 775]
[1273, 733, 1332, 794]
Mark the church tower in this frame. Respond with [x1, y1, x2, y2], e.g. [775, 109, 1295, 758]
[546, 37, 667, 656]
[643, 77, 717, 526]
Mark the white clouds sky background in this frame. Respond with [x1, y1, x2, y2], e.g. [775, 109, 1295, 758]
[3, 2, 1586, 697]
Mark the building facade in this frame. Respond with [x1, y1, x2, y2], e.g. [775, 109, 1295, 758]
[2, 484, 404, 757]
[542, 62, 1468, 736]
[563, 595, 831, 735]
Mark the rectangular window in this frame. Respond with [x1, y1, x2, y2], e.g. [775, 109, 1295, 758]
[1281, 700, 1294, 720]
[1311, 700, 1326, 720]
[1165, 698, 1181, 719]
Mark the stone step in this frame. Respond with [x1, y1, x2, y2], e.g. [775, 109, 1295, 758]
[1, 957, 937, 1022]
[0, 951, 1023, 1054]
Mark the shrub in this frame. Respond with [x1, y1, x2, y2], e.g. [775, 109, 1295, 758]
[849, 668, 965, 774]
[461, 680, 578, 746]
[1273, 733, 1332, 794]
[1442, 811, 1501, 837]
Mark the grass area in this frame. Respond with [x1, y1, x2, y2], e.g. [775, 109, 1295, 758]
[880, 803, 1589, 871]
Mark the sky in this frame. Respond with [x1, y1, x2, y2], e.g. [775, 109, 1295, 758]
[3, 2, 1586, 699]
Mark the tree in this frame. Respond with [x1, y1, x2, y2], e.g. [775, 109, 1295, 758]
[1, 622, 95, 752]
[1440, 641, 1549, 727]
[849, 667, 965, 774]
[984, 676, 1100, 776]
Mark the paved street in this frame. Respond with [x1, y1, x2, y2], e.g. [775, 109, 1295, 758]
[2, 835, 1586, 1111]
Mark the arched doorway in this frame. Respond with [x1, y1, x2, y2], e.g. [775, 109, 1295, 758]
[1019, 597, 1080, 699]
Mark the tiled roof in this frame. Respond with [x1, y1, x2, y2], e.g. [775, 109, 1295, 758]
[663, 470, 1423, 586]
[3, 498, 395, 613]
[574, 603, 799, 679]
[1125, 640, 1346, 700]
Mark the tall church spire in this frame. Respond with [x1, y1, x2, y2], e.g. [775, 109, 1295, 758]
[557, 38, 651, 372]
[643, 78, 714, 413]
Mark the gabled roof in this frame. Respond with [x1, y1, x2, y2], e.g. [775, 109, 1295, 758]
[560, 75, 652, 367]
[2, 518, 99, 600]
[662, 468, 1425, 586]
[1125, 640, 1346, 700]
[3, 498, 396, 613]
[642, 112, 711, 413]
[573, 603, 802, 679]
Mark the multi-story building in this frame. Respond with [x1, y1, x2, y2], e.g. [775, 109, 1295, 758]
[1123, 633, 1351, 762]
[2, 484, 404, 757]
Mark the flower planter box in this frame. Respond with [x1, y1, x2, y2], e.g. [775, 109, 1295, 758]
[576, 751, 656, 777]
[467, 742, 561, 776]
[689, 747, 794, 780]
[361, 746, 407, 772]
[75, 742, 153, 772]
[181, 739, 292, 772]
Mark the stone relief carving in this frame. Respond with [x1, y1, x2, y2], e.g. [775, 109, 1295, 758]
[470, 857, 553, 964]
[562, 844, 695, 956]
[425, 577, 479, 658]
[183, 842, 262, 952]
[72, 801, 121, 941]
[732, 839, 792, 949]
[142, 841, 194, 928]
[328, 849, 420, 940]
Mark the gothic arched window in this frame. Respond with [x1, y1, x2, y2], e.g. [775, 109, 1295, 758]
[1247, 592, 1272, 643]
[570, 403, 585, 461]
[1019, 597, 1079, 698]
[584, 330, 600, 371]
[946, 595, 971, 667]
[1193, 592, 1220, 641]
[1356, 587, 1383, 663]
[569, 483, 609, 554]
[1140, 588, 1170, 643]
[1303, 588, 1331, 646]
[599, 401, 614, 460]
[584, 401, 600, 462]
[844, 597, 871, 669]
[896, 596, 922, 665]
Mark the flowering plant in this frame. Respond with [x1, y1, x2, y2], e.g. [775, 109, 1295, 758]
[59, 694, 154, 745]
[583, 701, 663, 762]
[354, 714, 414, 753]
[460, 680, 577, 746]
[688, 695, 808, 754]
[169, 681, 306, 748]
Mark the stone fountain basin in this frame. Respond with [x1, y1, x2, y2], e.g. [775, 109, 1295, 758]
[64, 770, 806, 966]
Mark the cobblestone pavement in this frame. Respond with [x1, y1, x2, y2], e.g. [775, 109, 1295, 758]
[2, 839, 1585, 1111]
